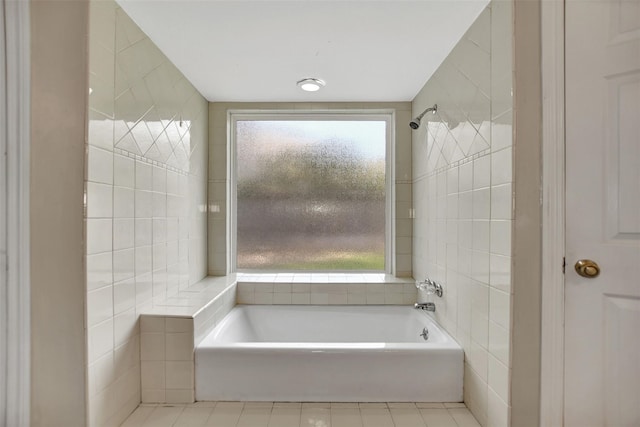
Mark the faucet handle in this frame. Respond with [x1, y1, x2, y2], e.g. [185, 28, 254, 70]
[415, 279, 432, 291]
[428, 281, 443, 297]
[416, 279, 443, 297]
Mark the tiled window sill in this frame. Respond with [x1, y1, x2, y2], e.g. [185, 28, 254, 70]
[137, 273, 416, 318]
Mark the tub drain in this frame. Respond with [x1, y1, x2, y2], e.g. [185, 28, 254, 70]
[420, 327, 429, 341]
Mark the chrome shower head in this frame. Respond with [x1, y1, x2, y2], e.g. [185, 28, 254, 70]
[409, 104, 438, 129]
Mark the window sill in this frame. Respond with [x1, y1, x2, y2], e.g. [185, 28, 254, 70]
[236, 272, 414, 285]
[236, 273, 417, 305]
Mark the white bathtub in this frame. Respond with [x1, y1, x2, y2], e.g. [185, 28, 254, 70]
[195, 305, 463, 402]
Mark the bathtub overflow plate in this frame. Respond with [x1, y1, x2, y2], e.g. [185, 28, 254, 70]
[420, 327, 429, 341]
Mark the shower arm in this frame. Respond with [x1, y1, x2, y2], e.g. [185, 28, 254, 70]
[416, 104, 438, 121]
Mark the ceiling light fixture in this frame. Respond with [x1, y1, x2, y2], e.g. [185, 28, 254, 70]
[297, 78, 325, 92]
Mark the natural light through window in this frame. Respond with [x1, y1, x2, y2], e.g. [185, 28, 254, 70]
[235, 118, 388, 271]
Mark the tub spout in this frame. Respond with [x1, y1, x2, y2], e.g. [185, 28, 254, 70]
[414, 302, 436, 312]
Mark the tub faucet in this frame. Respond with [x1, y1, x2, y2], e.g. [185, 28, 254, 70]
[414, 302, 436, 312]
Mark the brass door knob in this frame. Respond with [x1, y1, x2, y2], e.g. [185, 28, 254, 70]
[575, 259, 600, 278]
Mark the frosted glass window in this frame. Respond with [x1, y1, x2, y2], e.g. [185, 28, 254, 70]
[236, 120, 386, 270]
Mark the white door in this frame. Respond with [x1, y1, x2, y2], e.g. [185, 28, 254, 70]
[565, 0, 640, 426]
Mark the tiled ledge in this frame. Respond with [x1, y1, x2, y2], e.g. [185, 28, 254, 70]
[139, 275, 237, 404]
[139, 275, 238, 318]
[236, 273, 417, 305]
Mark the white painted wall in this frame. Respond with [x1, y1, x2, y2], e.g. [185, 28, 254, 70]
[30, 1, 88, 425]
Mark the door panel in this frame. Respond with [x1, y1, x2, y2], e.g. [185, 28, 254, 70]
[606, 72, 640, 238]
[565, 0, 640, 425]
[603, 296, 640, 426]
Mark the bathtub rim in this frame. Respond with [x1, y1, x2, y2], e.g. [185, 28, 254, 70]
[198, 342, 462, 352]
[196, 304, 462, 351]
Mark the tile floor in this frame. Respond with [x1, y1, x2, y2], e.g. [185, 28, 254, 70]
[121, 402, 481, 427]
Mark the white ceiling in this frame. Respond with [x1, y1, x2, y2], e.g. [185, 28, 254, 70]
[117, 0, 489, 103]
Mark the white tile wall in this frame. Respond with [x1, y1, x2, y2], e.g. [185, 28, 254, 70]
[236, 273, 416, 305]
[141, 317, 194, 403]
[86, 1, 208, 425]
[412, 2, 513, 426]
